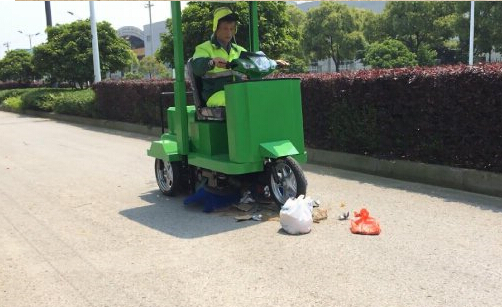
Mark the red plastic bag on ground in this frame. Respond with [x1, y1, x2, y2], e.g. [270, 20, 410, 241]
[350, 208, 381, 235]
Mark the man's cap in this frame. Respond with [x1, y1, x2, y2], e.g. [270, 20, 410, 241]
[213, 7, 237, 32]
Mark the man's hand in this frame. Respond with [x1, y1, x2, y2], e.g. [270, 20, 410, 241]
[275, 59, 290, 67]
[213, 57, 227, 68]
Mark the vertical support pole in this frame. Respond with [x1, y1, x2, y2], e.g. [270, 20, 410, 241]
[148, 1, 154, 56]
[89, 1, 101, 82]
[45, 1, 52, 27]
[248, 1, 259, 52]
[469, 1, 475, 65]
[171, 1, 189, 154]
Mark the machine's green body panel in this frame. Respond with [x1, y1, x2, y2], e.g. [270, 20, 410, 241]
[149, 79, 307, 173]
[225, 79, 306, 163]
[146, 134, 181, 162]
[259, 140, 299, 158]
[189, 121, 228, 156]
[188, 153, 263, 175]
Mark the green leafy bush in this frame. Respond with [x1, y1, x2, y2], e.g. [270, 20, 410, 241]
[124, 72, 144, 80]
[0, 88, 38, 101]
[1, 96, 23, 111]
[53, 89, 95, 117]
[0, 88, 95, 117]
[363, 39, 418, 68]
[20, 89, 67, 111]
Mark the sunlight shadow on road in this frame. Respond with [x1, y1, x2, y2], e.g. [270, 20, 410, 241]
[119, 190, 260, 239]
[304, 163, 502, 213]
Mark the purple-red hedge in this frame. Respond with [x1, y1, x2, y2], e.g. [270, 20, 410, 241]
[92, 79, 192, 126]
[90, 63, 502, 173]
[276, 63, 502, 172]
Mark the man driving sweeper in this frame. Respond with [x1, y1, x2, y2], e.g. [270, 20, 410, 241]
[191, 7, 288, 107]
[191, 7, 246, 107]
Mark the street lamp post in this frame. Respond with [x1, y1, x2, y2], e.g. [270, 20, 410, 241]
[144, 1, 154, 56]
[18, 31, 40, 50]
[89, 1, 101, 82]
[468, 1, 475, 65]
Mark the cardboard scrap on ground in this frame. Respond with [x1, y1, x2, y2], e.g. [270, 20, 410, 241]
[312, 207, 328, 223]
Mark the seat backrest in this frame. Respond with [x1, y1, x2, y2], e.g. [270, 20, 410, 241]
[186, 58, 205, 108]
[186, 58, 226, 121]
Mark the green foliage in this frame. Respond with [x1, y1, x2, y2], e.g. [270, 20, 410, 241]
[362, 12, 387, 44]
[0, 88, 37, 101]
[278, 54, 307, 73]
[139, 56, 168, 79]
[416, 45, 438, 66]
[302, 2, 366, 72]
[364, 39, 418, 68]
[157, 2, 299, 67]
[286, 3, 306, 31]
[0, 87, 94, 116]
[52, 89, 95, 117]
[159, 70, 173, 79]
[0, 50, 37, 82]
[33, 20, 134, 87]
[382, 1, 457, 54]
[454, 2, 502, 59]
[20, 88, 67, 111]
[1, 96, 23, 111]
[124, 72, 144, 80]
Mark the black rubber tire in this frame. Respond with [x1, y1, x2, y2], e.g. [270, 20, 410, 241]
[267, 156, 307, 206]
[154, 159, 181, 196]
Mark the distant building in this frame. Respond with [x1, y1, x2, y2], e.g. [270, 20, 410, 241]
[144, 21, 167, 57]
[118, 26, 145, 60]
[117, 21, 167, 59]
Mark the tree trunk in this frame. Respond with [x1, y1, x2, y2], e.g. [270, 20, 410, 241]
[329, 37, 340, 72]
[332, 55, 339, 72]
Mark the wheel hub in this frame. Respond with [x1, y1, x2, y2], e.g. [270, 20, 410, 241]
[270, 162, 297, 204]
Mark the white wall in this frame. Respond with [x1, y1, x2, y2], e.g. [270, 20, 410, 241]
[144, 20, 167, 57]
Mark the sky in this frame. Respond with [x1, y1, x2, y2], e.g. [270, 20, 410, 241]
[0, 0, 189, 59]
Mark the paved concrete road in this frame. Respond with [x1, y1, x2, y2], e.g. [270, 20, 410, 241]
[1, 111, 501, 307]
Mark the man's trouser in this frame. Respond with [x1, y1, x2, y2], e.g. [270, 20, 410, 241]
[206, 90, 225, 107]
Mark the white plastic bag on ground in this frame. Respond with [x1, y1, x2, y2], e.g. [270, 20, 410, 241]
[280, 195, 314, 235]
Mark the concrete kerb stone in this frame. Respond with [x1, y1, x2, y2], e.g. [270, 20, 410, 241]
[307, 148, 502, 198]
[5, 109, 502, 198]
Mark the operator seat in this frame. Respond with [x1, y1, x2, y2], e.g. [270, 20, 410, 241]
[187, 58, 226, 121]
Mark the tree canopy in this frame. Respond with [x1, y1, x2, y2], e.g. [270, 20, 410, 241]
[33, 20, 133, 87]
[139, 55, 168, 79]
[0, 50, 37, 82]
[363, 39, 418, 68]
[380, 1, 457, 64]
[454, 1, 502, 62]
[302, 2, 365, 72]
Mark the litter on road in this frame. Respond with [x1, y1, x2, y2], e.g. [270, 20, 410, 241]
[350, 208, 381, 235]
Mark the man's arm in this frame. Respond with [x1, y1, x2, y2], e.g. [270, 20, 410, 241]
[192, 57, 228, 76]
[191, 57, 213, 77]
